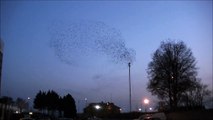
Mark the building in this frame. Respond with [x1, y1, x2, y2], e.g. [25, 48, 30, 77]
[84, 102, 120, 117]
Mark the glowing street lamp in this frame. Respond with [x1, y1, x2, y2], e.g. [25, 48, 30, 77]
[144, 98, 149, 104]
[94, 105, 101, 110]
[144, 98, 149, 112]
[85, 98, 88, 107]
[27, 97, 31, 111]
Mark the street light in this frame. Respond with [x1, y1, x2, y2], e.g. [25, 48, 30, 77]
[94, 105, 101, 110]
[85, 98, 88, 107]
[144, 98, 149, 112]
[77, 98, 88, 113]
[27, 97, 31, 111]
[144, 99, 149, 104]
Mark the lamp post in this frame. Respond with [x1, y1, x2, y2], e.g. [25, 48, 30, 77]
[85, 98, 88, 107]
[94, 105, 101, 117]
[144, 98, 149, 112]
[77, 98, 88, 113]
[27, 97, 31, 111]
[128, 62, 132, 112]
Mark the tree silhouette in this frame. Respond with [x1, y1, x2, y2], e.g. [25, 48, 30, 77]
[0, 96, 14, 105]
[33, 90, 77, 118]
[34, 90, 47, 111]
[180, 79, 211, 109]
[58, 97, 64, 117]
[34, 90, 60, 116]
[46, 90, 59, 111]
[147, 41, 198, 110]
[62, 94, 77, 118]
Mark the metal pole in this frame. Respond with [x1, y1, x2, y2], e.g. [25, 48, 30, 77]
[85, 98, 87, 107]
[128, 62, 132, 112]
[78, 100, 80, 113]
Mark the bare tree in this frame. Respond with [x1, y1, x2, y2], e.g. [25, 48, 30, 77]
[181, 79, 211, 108]
[147, 40, 198, 110]
[16, 98, 28, 112]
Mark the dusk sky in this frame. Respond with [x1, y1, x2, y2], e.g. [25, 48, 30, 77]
[0, 1, 212, 112]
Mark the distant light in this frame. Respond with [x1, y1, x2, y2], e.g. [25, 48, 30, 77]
[149, 107, 152, 111]
[119, 108, 122, 111]
[85, 98, 87, 101]
[15, 111, 19, 114]
[27, 97, 31, 100]
[29, 112, 33, 115]
[138, 108, 142, 111]
[94, 105, 101, 110]
[144, 98, 149, 104]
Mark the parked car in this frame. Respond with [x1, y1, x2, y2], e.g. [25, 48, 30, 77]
[20, 117, 35, 120]
[138, 112, 166, 120]
[57, 118, 73, 120]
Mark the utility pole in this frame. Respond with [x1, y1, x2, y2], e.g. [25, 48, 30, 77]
[128, 62, 132, 112]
